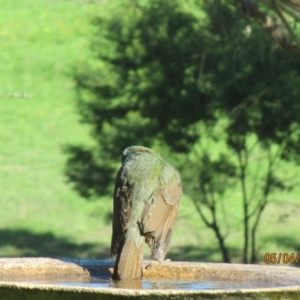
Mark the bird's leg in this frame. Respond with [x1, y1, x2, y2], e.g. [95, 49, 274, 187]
[145, 258, 171, 270]
[145, 239, 173, 270]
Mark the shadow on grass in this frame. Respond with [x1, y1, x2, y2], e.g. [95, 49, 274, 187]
[0, 229, 110, 258]
[0, 229, 244, 264]
[168, 245, 220, 262]
[262, 235, 300, 267]
[168, 245, 242, 263]
[269, 235, 300, 250]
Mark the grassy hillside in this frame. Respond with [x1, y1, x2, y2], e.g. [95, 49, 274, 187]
[0, 0, 112, 258]
[0, 0, 299, 264]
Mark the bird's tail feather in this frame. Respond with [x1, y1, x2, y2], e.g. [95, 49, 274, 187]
[113, 238, 144, 280]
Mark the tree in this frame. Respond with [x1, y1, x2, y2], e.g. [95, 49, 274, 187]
[190, 1, 300, 262]
[238, 0, 300, 56]
[65, 0, 300, 263]
[66, 0, 207, 195]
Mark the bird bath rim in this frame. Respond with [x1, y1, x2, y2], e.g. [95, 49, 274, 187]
[1, 258, 300, 299]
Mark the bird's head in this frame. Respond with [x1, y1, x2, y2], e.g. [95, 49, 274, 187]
[121, 146, 155, 163]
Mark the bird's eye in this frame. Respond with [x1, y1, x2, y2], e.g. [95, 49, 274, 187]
[121, 153, 127, 163]
[121, 148, 131, 163]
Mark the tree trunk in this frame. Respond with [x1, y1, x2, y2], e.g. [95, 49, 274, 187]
[193, 198, 231, 263]
[212, 223, 231, 263]
[239, 153, 249, 264]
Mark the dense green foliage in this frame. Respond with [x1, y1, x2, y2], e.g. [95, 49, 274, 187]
[66, 0, 300, 262]
[66, 0, 208, 198]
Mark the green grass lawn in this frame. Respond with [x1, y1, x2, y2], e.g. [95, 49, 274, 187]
[0, 0, 299, 264]
[0, 0, 112, 258]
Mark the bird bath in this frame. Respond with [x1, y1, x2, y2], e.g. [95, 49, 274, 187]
[0, 258, 300, 299]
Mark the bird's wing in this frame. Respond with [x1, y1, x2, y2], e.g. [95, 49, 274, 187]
[141, 165, 182, 261]
[111, 167, 132, 256]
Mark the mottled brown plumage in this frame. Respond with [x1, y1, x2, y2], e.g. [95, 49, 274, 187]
[111, 146, 182, 280]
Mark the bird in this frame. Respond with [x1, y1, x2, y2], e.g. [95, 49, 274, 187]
[111, 146, 182, 280]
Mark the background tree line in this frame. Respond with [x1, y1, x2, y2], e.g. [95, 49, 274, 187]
[65, 0, 300, 263]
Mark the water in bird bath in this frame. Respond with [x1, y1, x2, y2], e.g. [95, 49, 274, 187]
[1, 275, 297, 291]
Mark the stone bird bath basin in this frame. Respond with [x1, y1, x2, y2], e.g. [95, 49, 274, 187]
[0, 258, 300, 299]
